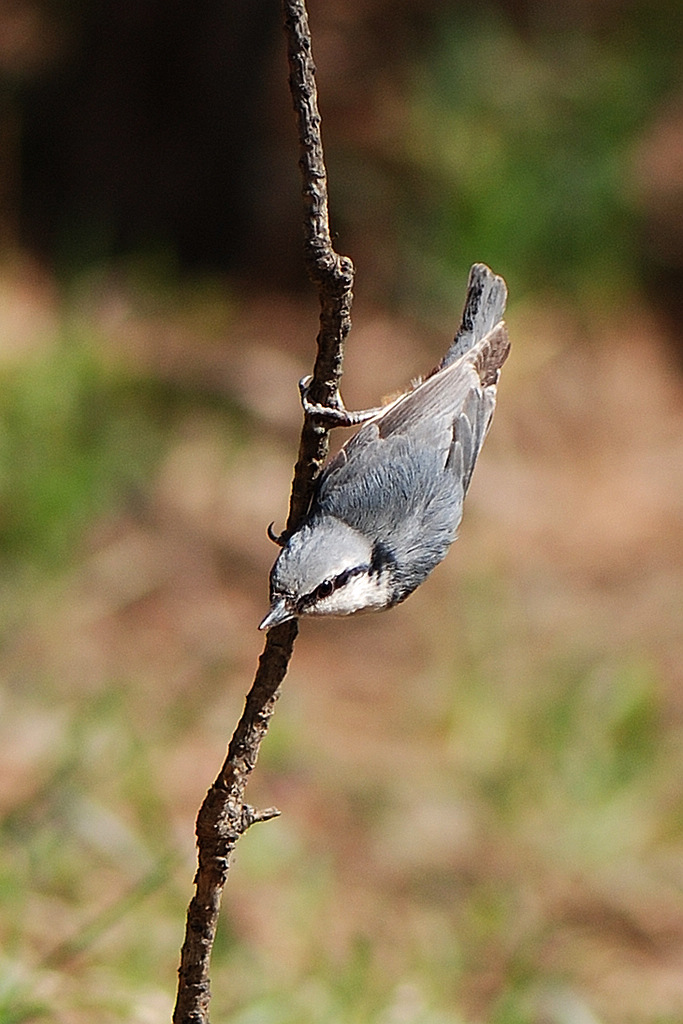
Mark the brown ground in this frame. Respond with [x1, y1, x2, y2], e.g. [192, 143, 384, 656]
[1, 261, 682, 1022]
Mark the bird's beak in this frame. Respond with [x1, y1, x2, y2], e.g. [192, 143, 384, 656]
[258, 598, 295, 631]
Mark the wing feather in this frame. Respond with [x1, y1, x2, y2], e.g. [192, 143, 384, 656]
[321, 322, 509, 490]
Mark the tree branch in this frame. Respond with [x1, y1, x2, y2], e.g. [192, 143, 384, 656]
[172, 3, 354, 1021]
[282, 0, 355, 530]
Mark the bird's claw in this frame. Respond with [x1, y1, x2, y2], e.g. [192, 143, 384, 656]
[267, 522, 288, 547]
[298, 375, 379, 426]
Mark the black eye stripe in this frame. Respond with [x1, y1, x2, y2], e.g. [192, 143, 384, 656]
[331, 564, 368, 590]
[297, 564, 370, 612]
[332, 569, 351, 589]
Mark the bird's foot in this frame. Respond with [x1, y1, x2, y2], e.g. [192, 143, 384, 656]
[298, 375, 380, 426]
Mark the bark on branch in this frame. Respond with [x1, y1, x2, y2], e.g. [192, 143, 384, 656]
[282, 0, 355, 530]
[172, 2, 354, 1021]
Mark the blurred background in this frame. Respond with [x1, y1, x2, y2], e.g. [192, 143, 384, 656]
[0, 0, 682, 1021]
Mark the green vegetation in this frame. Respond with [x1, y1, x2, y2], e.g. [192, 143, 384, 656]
[0, 339, 158, 571]
[1, 588, 675, 1022]
[394, 3, 683, 312]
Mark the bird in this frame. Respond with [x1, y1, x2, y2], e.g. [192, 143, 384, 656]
[259, 263, 510, 631]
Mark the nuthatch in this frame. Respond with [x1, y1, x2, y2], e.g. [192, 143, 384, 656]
[260, 263, 510, 630]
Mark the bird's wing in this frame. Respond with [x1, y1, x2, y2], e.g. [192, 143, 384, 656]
[319, 322, 509, 498]
[376, 321, 509, 441]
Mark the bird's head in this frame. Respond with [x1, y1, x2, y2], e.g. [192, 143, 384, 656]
[259, 517, 396, 629]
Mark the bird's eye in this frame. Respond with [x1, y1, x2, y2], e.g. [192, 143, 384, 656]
[316, 579, 334, 599]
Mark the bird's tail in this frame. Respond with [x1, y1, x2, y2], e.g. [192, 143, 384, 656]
[473, 321, 510, 388]
[440, 263, 508, 369]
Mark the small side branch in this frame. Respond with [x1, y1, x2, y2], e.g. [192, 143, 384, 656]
[172, 3, 355, 1022]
